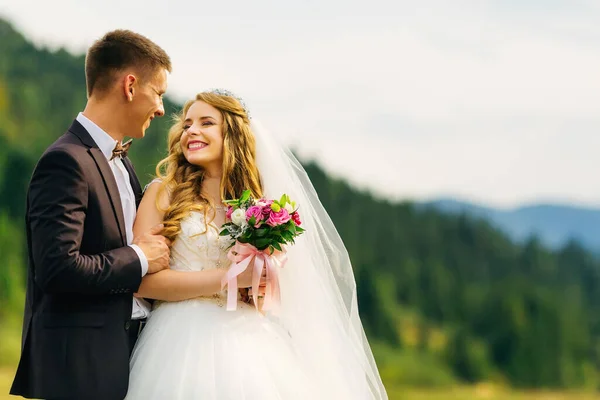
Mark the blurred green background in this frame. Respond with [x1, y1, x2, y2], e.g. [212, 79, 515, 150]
[2, 17, 600, 399]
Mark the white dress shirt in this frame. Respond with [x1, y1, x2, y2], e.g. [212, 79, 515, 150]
[76, 113, 151, 319]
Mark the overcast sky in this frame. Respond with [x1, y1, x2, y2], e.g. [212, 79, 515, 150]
[1, 0, 599, 208]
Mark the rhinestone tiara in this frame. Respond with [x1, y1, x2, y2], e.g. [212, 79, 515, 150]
[207, 88, 251, 119]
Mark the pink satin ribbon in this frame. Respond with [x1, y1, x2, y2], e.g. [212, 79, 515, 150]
[221, 242, 287, 313]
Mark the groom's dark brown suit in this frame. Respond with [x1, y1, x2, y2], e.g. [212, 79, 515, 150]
[10, 119, 144, 400]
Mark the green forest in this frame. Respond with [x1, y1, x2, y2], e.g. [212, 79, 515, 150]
[2, 17, 600, 399]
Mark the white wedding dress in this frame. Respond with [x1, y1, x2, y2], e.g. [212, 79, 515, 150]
[125, 211, 321, 399]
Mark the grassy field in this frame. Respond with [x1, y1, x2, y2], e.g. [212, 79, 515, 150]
[1, 325, 599, 400]
[0, 368, 16, 400]
[2, 367, 600, 400]
[388, 385, 600, 400]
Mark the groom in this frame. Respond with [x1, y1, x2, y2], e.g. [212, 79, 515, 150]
[10, 30, 172, 400]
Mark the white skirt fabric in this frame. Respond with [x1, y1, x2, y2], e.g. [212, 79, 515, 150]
[125, 298, 321, 400]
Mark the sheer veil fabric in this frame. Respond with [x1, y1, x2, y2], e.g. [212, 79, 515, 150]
[251, 119, 388, 399]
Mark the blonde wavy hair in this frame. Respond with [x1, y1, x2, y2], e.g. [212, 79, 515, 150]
[155, 92, 263, 242]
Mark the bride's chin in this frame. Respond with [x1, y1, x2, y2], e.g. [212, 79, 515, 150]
[185, 155, 211, 169]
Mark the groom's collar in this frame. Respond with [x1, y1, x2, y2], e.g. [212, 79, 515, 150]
[75, 112, 119, 161]
[68, 118, 97, 149]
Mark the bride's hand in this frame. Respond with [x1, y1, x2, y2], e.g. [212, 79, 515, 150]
[235, 264, 267, 288]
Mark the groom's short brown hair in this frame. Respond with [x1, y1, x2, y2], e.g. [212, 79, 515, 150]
[85, 29, 172, 97]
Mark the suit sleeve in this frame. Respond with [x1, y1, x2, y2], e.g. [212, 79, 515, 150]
[29, 148, 142, 295]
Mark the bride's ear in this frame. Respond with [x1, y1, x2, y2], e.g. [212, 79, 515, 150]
[122, 74, 136, 102]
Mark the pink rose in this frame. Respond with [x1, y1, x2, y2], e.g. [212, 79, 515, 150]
[291, 211, 301, 226]
[260, 200, 273, 216]
[226, 206, 234, 220]
[246, 206, 265, 227]
[266, 209, 291, 227]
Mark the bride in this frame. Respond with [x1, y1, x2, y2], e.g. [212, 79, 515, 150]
[125, 89, 387, 399]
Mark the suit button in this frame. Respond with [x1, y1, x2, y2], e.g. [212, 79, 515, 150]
[125, 321, 131, 330]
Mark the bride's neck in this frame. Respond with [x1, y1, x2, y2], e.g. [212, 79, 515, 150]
[201, 175, 222, 205]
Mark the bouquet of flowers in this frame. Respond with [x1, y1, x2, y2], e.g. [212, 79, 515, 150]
[219, 190, 304, 312]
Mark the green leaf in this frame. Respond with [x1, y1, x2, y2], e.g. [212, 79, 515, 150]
[287, 224, 297, 235]
[282, 231, 294, 241]
[255, 238, 271, 249]
[255, 228, 268, 237]
[248, 216, 256, 226]
[240, 189, 251, 204]
[220, 229, 231, 236]
[272, 241, 282, 251]
[279, 194, 288, 206]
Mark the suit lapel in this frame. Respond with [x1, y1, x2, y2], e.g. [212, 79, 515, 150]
[69, 120, 127, 246]
[89, 149, 127, 245]
[122, 157, 143, 208]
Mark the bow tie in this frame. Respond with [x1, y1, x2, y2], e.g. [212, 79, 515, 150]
[110, 139, 133, 161]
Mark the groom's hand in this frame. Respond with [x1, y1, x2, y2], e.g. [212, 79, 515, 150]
[134, 224, 171, 274]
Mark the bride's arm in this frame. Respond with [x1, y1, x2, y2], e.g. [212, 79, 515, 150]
[133, 181, 227, 302]
[136, 268, 226, 302]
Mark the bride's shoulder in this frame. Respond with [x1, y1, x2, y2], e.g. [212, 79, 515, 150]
[141, 178, 170, 211]
[143, 178, 164, 193]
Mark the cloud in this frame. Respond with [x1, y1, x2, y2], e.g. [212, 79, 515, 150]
[1, 0, 599, 206]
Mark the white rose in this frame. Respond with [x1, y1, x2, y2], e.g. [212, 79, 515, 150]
[231, 208, 247, 226]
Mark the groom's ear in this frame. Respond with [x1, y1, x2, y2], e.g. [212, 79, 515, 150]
[123, 74, 136, 102]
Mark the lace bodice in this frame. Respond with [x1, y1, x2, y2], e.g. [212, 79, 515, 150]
[170, 211, 234, 273]
[152, 211, 235, 306]
[143, 179, 233, 274]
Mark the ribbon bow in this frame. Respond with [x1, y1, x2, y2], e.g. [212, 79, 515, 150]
[110, 139, 133, 161]
[221, 242, 287, 313]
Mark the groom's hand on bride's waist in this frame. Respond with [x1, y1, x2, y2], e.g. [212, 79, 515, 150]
[134, 223, 171, 274]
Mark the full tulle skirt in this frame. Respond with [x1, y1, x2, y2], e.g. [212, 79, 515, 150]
[125, 298, 322, 400]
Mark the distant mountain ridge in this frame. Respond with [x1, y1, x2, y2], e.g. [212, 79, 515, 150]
[421, 198, 600, 251]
